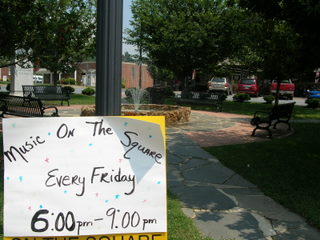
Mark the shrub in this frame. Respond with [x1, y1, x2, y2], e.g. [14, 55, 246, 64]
[233, 93, 251, 102]
[263, 95, 275, 104]
[305, 98, 320, 108]
[145, 86, 174, 104]
[215, 92, 227, 101]
[125, 88, 134, 98]
[63, 86, 75, 94]
[163, 86, 175, 98]
[60, 78, 76, 85]
[181, 89, 192, 98]
[82, 87, 95, 95]
[6, 83, 10, 91]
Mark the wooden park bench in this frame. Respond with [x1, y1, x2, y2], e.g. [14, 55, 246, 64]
[22, 85, 70, 106]
[250, 102, 295, 137]
[175, 91, 225, 112]
[0, 95, 59, 117]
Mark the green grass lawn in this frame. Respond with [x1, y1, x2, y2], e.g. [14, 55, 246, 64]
[46, 94, 320, 120]
[165, 98, 320, 119]
[203, 122, 320, 228]
[42, 93, 96, 106]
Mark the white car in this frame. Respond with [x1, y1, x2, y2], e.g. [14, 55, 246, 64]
[33, 75, 44, 84]
[208, 77, 232, 95]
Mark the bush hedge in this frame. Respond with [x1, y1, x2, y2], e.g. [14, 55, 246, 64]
[60, 78, 76, 85]
[233, 93, 251, 102]
[82, 87, 95, 95]
[305, 98, 320, 108]
[263, 95, 275, 104]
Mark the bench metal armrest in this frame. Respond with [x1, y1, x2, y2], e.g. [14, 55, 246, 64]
[42, 105, 59, 116]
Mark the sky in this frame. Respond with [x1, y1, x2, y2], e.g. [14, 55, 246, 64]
[122, 0, 136, 54]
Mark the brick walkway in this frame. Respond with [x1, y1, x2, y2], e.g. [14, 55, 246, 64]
[168, 110, 293, 147]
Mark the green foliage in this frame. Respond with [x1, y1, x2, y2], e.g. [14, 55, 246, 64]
[147, 64, 175, 87]
[239, 0, 320, 72]
[6, 83, 10, 91]
[0, 0, 96, 78]
[0, 1, 35, 64]
[60, 78, 76, 85]
[122, 52, 137, 63]
[81, 87, 95, 96]
[233, 93, 251, 102]
[305, 99, 320, 109]
[127, 0, 254, 81]
[145, 87, 174, 104]
[263, 95, 275, 104]
[62, 86, 75, 94]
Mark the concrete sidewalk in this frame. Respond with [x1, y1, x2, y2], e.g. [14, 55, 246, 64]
[166, 110, 320, 240]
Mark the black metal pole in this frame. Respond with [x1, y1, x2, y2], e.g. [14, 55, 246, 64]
[96, 0, 123, 116]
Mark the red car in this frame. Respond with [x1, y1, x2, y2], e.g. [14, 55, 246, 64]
[270, 79, 295, 100]
[237, 78, 260, 97]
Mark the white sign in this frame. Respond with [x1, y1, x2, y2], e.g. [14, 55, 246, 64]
[3, 117, 167, 237]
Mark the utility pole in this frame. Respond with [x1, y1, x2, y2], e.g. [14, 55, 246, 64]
[96, 0, 123, 116]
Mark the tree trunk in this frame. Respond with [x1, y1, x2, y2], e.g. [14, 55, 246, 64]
[275, 79, 281, 106]
[53, 72, 59, 86]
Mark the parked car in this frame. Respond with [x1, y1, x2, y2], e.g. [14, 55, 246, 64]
[33, 75, 44, 84]
[237, 78, 260, 97]
[270, 79, 295, 100]
[207, 77, 232, 95]
[307, 89, 320, 99]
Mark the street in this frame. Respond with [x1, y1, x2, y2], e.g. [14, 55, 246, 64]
[0, 84, 307, 106]
[225, 94, 307, 106]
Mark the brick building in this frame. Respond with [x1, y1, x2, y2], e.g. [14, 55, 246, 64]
[76, 61, 153, 88]
[0, 67, 10, 81]
[0, 62, 154, 88]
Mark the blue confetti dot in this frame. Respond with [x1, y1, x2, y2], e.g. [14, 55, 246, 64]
[19, 176, 23, 182]
[124, 122, 128, 126]
[88, 143, 93, 147]
[39, 205, 43, 209]
[105, 200, 109, 203]
[6, 177, 10, 180]
[115, 194, 120, 199]
[64, 190, 68, 194]
[12, 123, 16, 128]
[48, 132, 52, 136]
[157, 181, 161, 184]
[149, 135, 153, 138]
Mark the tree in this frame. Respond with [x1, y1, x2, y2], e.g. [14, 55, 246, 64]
[0, 0, 37, 67]
[0, 0, 96, 85]
[122, 52, 136, 62]
[31, 0, 96, 85]
[126, 0, 253, 84]
[238, 0, 320, 74]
